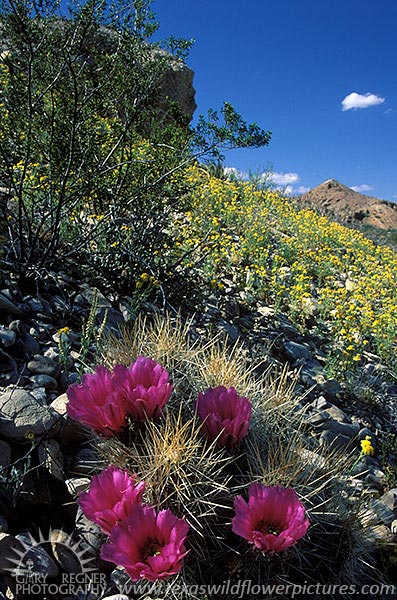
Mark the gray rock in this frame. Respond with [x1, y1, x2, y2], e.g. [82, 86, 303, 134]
[76, 287, 112, 309]
[44, 347, 60, 361]
[38, 439, 65, 480]
[360, 498, 396, 527]
[319, 419, 360, 438]
[27, 298, 44, 312]
[305, 410, 331, 427]
[30, 374, 58, 391]
[119, 297, 135, 322]
[96, 307, 124, 333]
[27, 354, 60, 377]
[284, 341, 311, 361]
[300, 360, 325, 385]
[155, 46, 197, 122]
[0, 286, 14, 300]
[18, 332, 41, 356]
[326, 405, 351, 423]
[41, 299, 53, 314]
[0, 349, 18, 382]
[309, 396, 330, 411]
[8, 319, 25, 333]
[363, 524, 396, 544]
[320, 430, 352, 450]
[217, 319, 240, 342]
[67, 372, 79, 385]
[74, 508, 103, 561]
[0, 387, 61, 441]
[257, 305, 276, 317]
[379, 488, 397, 515]
[15, 533, 59, 578]
[320, 379, 343, 395]
[304, 358, 325, 373]
[364, 469, 386, 491]
[29, 387, 49, 405]
[50, 393, 68, 416]
[0, 292, 22, 316]
[0, 440, 11, 467]
[0, 328, 16, 348]
[351, 459, 370, 477]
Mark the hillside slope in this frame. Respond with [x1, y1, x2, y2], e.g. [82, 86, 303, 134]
[300, 179, 397, 230]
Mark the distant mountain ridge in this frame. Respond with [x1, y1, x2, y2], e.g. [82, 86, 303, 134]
[300, 179, 397, 230]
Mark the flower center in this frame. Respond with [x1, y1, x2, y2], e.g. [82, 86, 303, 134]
[256, 519, 282, 536]
[141, 537, 162, 560]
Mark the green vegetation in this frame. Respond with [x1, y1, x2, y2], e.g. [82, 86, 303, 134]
[0, 0, 270, 292]
[171, 166, 397, 372]
[1, 0, 397, 375]
[1, 1, 396, 591]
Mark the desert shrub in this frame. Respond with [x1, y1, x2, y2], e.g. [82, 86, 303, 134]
[0, 0, 271, 300]
[0, 0, 191, 282]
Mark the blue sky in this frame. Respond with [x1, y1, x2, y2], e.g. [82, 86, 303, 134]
[153, 0, 397, 200]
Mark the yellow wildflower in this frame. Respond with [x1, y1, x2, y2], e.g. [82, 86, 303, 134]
[57, 326, 71, 335]
[360, 436, 374, 456]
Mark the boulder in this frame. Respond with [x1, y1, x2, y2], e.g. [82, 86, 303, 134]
[0, 388, 61, 441]
[27, 354, 60, 377]
[0, 293, 22, 316]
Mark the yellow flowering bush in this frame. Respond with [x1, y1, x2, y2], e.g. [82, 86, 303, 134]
[173, 165, 397, 372]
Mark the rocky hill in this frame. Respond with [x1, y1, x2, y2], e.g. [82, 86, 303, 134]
[300, 179, 397, 230]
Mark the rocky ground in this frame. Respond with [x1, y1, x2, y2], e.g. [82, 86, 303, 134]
[0, 266, 396, 599]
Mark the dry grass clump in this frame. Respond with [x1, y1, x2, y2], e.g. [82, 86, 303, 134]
[94, 313, 387, 596]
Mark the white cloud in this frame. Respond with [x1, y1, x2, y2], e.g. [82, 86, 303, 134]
[224, 167, 307, 196]
[223, 167, 248, 180]
[270, 172, 300, 185]
[350, 184, 374, 193]
[341, 92, 385, 111]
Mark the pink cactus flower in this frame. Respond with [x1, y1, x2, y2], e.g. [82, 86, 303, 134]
[232, 484, 309, 554]
[113, 356, 173, 421]
[78, 465, 145, 534]
[195, 386, 251, 448]
[66, 365, 127, 436]
[101, 504, 189, 581]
